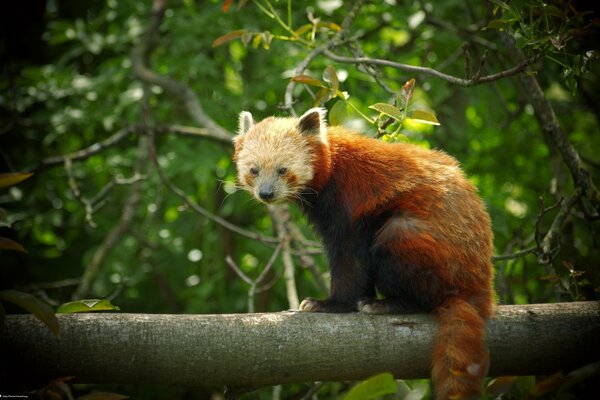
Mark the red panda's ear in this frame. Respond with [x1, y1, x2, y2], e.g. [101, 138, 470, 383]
[298, 108, 327, 137]
[238, 111, 254, 136]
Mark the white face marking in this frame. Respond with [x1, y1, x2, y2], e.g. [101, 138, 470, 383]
[234, 117, 318, 203]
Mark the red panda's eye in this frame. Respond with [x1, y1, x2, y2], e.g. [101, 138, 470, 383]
[278, 167, 287, 176]
[250, 167, 259, 176]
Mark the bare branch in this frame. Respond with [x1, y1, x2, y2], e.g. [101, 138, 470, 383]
[322, 49, 538, 87]
[492, 246, 537, 262]
[538, 189, 583, 265]
[500, 33, 600, 213]
[283, 0, 367, 114]
[71, 136, 147, 300]
[131, 0, 232, 143]
[226, 240, 285, 313]
[26, 127, 135, 172]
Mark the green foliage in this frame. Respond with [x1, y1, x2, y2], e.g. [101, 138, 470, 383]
[0, 290, 60, 336]
[343, 373, 397, 400]
[56, 298, 120, 313]
[1, 0, 599, 398]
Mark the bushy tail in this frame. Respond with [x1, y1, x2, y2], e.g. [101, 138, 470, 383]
[432, 297, 489, 400]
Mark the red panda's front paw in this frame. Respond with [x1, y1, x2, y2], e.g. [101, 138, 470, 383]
[299, 298, 325, 312]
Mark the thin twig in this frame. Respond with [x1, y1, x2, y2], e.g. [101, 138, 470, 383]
[492, 246, 537, 261]
[27, 127, 135, 172]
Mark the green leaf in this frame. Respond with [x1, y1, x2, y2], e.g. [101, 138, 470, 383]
[211, 29, 246, 47]
[407, 110, 441, 126]
[0, 237, 27, 252]
[241, 32, 253, 47]
[323, 65, 339, 93]
[488, 0, 512, 11]
[291, 75, 327, 88]
[260, 31, 273, 49]
[0, 208, 9, 228]
[369, 103, 404, 122]
[0, 172, 33, 188]
[294, 24, 313, 37]
[319, 21, 341, 32]
[57, 299, 120, 314]
[485, 19, 511, 30]
[0, 290, 59, 336]
[252, 33, 262, 48]
[313, 87, 333, 106]
[329, 100, 348, 126]
[343, 372, 397, 400]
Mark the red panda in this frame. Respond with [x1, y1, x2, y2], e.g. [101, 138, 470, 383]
[233, 108, 494, 399]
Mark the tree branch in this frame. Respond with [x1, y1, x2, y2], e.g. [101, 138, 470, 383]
[321, 49, 538, 87]
[500, 34, 600, 213]
[283, 0, 366, 114]
[131, 0, 232, 143]
[3, 302, 599, 387]
[26, 126, 135, 172]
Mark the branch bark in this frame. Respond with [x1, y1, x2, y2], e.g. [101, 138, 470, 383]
[3, 302, 599, 388]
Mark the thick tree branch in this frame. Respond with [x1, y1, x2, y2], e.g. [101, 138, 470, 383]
[3, 302, 599, 387]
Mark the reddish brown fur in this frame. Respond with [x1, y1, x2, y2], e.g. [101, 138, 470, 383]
[234, 111, 494, 399]
[306, 128, 494, 399]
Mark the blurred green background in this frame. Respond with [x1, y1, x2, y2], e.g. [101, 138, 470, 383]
[1, 0, 598, 398]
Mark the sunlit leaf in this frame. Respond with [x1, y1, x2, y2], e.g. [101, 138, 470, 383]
[57, 299, 120, 313]
[343, 372, 397, 400]
[320, 21, 341, 32]
[0, 237, 27, 252]
[407, 110, 441, 126]
[0, 172, 33, 188]
[291, 75, 327, 88]
[0, 290, 59, 336]
[294, 24, 313, 37]
[252, 33, 262, 48]
[212, 30, 246, 47]
[329, 100, 348, 126]
[369, 103, 404, 122]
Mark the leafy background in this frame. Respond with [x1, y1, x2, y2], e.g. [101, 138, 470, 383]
[1, 0, 599, 398]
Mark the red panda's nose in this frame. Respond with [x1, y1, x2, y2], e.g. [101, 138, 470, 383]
[259, 184, 275, 201]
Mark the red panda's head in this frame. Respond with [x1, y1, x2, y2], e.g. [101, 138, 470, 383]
[233, 108, 328, 204]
